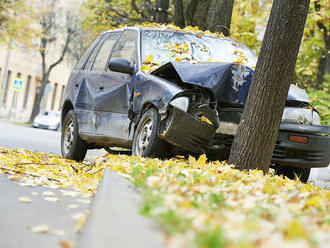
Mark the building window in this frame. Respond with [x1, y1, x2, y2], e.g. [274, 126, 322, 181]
[51, 83, 58, 110]
[23, 75, 32, 108]
[59, 85, 65, 110]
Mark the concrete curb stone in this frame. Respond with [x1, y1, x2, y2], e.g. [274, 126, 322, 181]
[78, 169, 165, 248]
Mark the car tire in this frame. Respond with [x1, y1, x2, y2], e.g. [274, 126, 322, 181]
[275, 166, 310, 183]
[61, 110, 87, 162]
[132, 108, 170, 158]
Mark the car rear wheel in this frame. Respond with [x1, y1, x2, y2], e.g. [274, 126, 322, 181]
[275, 166, 310, 183]
[61, 110, 87, 162]
[132, 108, 170, 158]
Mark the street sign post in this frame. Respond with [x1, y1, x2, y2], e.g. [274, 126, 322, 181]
[11, 78, 24, 92]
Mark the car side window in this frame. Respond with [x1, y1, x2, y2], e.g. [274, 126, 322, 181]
[84, 35, 106, 71]
[110, 30, 137, 67]
[91, 32, 121, 71]
[73, 36, 101, 71]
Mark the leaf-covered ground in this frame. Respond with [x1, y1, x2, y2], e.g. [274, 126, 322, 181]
[1, 147, 329, 248]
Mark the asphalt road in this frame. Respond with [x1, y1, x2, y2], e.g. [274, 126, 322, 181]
[0, 120, 106, 158]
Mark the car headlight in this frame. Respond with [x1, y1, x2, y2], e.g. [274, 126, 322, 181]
[282, 107, 313, 125]
[312, 111, 321, 125]
[170, 96, 189, 112]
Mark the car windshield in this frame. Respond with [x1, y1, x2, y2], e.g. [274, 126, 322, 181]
[141, 30, 257, 70]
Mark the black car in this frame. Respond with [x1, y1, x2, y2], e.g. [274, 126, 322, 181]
[61, 27, 330, 182]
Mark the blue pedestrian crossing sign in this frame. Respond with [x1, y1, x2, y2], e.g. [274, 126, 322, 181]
[11, 78, 24, 92]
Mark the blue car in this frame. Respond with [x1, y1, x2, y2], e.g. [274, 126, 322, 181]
[61, 27, 330, 182]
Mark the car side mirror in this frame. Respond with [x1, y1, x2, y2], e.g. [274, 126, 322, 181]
[108, 58, 135, 75]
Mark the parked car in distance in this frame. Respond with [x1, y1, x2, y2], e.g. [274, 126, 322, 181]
[33, 110, 61, 131]
[61, 27, 330, 182]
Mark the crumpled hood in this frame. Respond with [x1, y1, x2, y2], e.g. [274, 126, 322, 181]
[152, 62, 310, 105]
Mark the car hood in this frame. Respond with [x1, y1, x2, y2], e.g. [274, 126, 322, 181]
[152, 62, 310, 105]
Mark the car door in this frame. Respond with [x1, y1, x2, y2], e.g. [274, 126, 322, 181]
[94, 30, 138, 147]
[74, 34, 107, 135]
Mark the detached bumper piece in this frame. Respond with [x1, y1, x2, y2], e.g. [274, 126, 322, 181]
[272, 124, 330, 168]
[160, 107, 215, 153]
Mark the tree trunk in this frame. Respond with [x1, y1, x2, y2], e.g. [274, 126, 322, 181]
[185, 0, 209, 30]
[29, 74, 49, 122]
[155, 0, 170, 23]
[185, 0, 234, 36]
[206, 0, 234, 36]
[228, 0, 310, 172]
[174, 0, 185, 28]
[316, 20, 330, 87]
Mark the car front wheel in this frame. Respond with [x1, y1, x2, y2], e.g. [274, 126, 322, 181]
[132, 108, 170, 158]
[61, 110, 87, 162]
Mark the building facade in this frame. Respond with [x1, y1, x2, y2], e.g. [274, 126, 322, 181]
[0, 0, 81, 122]
[0, 46, 72, 121]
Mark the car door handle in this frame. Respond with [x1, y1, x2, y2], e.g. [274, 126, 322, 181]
[75, 84, 79, 88]
[99, 86, 104, 91]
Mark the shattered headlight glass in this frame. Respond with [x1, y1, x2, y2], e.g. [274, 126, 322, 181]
[170, 97, 189, 112]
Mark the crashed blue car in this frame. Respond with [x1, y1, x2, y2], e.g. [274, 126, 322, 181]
[61, 27, 330, 182]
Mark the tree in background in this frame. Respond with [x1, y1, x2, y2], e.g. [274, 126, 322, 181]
[29, 0, 80, 122]
[81, 0, 155, 36]
[0, 0, 39, 47]
[296, 0, 329, 88]
[155, 0, 170, 23]
[82, 0, 234, 36]
[229, 0, 310, 172]
[184, 0, 234, 36]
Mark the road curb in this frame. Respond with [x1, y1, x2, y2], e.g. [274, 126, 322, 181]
[78, 169, 165, 248]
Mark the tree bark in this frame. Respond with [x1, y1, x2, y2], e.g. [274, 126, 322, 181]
[206, 0, 234, 36]
[228, 0, 310, 172]
[155, 0, 170, 23]
[174, 0, 185, 28]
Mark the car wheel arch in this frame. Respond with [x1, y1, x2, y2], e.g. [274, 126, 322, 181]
[131, 102, 162, 135]
[61, 100, 74, 125]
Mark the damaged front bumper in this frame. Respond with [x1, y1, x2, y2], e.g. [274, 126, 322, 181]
[160, 107, 215, 153]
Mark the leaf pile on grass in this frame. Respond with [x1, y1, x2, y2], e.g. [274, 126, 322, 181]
[1, 147, 329, 248]
[101, 154, 330, 248]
